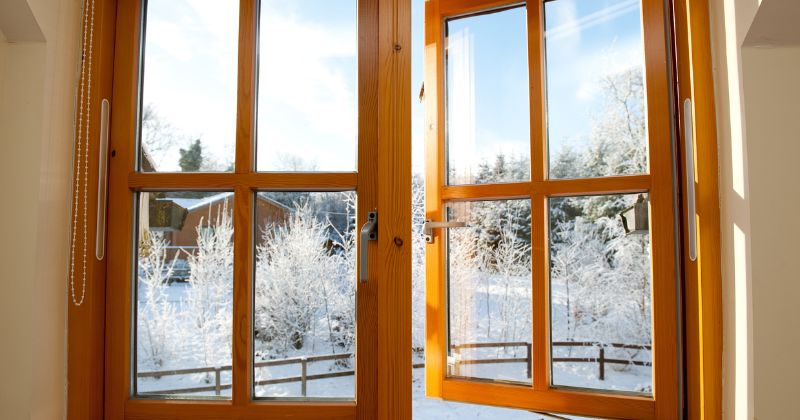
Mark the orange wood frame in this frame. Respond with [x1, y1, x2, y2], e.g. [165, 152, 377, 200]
[64, 0, 719, 419]
[424, 0, 681, 418]
[65, 0, 409, 418]
[673, 0, 723, 418]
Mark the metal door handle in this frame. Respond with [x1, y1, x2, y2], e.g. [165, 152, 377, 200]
[423, 220, 466, 243]
[359, 211, 377, 283]
[684, 99, 698, 261]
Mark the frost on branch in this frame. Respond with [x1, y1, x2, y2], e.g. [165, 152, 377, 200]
[183, 200, 234, 371]
[137, 230, 179, 369]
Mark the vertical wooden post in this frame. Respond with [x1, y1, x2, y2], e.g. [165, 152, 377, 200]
[300, 357, 308, 397]
[599, 347, 605, 381]
[214, 368, 221, 396]
[526, 343, 533, 379]
[453, 348, 461, 377]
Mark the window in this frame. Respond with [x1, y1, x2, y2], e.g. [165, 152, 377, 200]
[424, 0, 679, 418]
[102, 0, 399, 417]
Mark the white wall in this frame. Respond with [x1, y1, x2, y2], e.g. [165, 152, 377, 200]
[741, 46, 800, 420]
[0, 0, 80, 419]
[709, 0, 800, 418]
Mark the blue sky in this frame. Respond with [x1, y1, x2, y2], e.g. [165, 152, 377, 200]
[140, 0, 645, 176]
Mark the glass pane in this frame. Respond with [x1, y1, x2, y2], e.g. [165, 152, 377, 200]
[254, 192, 356, 399]
[446, 199, 532, 384]
[135, 191, 234, 398]
[545, 0, 648, 179]
[445, 7, 530, 185]
[549, 193, 653, 394]
[139, 1, 239, 172]
[256, 1, 357, 172]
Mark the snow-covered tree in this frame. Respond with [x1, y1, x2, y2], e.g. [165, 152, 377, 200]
[411, 174, 427, 351]
[183, 201, 234, 371]
[447, 226, 480, 346]
[254, 193, 356, 359]
[137, 230, 178, 368]
[550, 213, 652, 354]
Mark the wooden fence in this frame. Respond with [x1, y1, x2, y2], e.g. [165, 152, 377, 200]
[450, 341, 652, 381]
[137, 341, 650, 396]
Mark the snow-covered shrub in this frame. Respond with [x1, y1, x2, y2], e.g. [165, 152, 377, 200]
[550, 213, 652, 351]
[137, 230, 178, 368]
[254, 193, 356, 358]
[183, 201, 234, 371]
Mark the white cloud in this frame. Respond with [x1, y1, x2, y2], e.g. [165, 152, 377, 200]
[256, 2, 358, 170]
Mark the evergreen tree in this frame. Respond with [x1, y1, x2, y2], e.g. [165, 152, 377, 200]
[179, 139, 203, 172]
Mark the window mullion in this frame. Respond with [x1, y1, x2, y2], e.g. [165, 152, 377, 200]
[527, 0, 549, 392]
[232, 0, 258, 406]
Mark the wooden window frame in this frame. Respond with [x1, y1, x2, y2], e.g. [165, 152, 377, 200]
[65, 0, 721, 419]
[423, 0, 683, 418]
[67, 0, 412, 418]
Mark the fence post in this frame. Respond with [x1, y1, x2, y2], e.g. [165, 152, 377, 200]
[454, 347, 461, 377]
[214, 367, 221, 396]
[598, 347, 605, 381]
[526, 343, 532, 379]
[300, 357, 308, 397]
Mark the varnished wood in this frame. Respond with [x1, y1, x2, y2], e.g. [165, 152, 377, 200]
[442, 379, 655, 419]
[540, 175, 651, 196]
[441, 182, 530, 201]
[127, 172, 359, 191]
[425, 0, 681, 417]
[98, 0, 392, 418]
[439, 0, 525, 17]
[125, 399, 355, 420]
[440, 176, 651, 202]
[527, 0, 548, 392]
[355, 0, 380, 417]
[232, 0, 257, 405]
[640, 0, 681, 417]
[673, 0, 723, 418]
[530, 191, 549, 391]
[104, 0, 141, 418]
[232, 186, 253, 405]
[235, 0, 256, 176]
[424, 0, 446, 400]
[67, 0, 117, 419]
[376, 0, 413, 418]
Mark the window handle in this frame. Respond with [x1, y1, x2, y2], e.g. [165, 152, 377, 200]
[359, 211, 378, 283]
[423, 220, 467, 244]
[95, 98, 110, 260]
[684, 98, 697, 262]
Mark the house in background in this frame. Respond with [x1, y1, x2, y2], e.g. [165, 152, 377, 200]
[149, 191, 291, 261]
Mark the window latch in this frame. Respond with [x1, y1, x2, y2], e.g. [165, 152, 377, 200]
[359, 211, 378, 283]
[423, 219, 467, 244]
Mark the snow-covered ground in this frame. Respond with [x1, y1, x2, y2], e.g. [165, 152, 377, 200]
[136, 277, 651, 408]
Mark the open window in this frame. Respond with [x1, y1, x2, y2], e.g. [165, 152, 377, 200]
[423, 0, 680, 418]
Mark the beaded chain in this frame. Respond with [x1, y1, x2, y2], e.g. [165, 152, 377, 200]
[70, 0, 96, 307]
